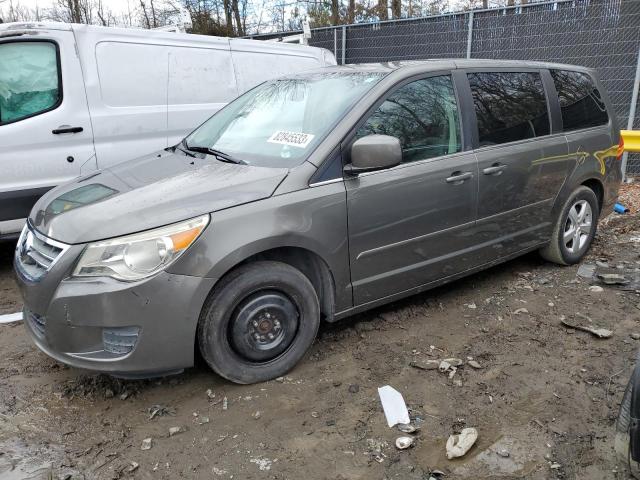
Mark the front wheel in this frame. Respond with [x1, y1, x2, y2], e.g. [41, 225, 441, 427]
[540, 186, 599, 265]
[197, 261, 320, 384]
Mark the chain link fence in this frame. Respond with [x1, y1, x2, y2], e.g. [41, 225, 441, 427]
[252, 0, 640, 174]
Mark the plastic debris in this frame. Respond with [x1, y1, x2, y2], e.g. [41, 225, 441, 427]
[410, 359, 440, 370]
[614, 203, 629, 214]
[169, 426, 186, 436]
[439, 358, 463, 372]
[576, 264, 596, 279]
[467, 360, 482, 369]
[446, 427, 478, 459]
[513, 308, 529, 315]
[395, 436, 415, 450]
[141, 438, 152, 450]
[588, 285, 604, 293]
[0, 312, 22, 324]
[378, 385, 410, 428]
[397, 423, 419, 433]
[560, 318, 612, 339]
[596, 272, 629, 285]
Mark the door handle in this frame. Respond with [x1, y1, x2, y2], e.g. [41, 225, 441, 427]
[446, 171, 473, 184]
[482, 163, 507, 176]
[52, 126, 83, 135]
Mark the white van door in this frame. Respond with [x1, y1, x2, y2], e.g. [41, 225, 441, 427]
[0, 31, 96, 231]
[229, 39, 325, 94]
[89, 41, 170, 169]
[167, 43, 238, 147]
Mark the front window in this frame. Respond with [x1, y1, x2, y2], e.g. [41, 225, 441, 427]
[356, 75, 462, 163]
[0, 41, 61, 125]
[184, 71, 386, 168]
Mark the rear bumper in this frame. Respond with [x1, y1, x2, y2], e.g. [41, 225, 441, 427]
[20, 271, 216, 376]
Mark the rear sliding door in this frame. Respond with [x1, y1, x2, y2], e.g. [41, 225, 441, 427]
[461, 69, 570, 263]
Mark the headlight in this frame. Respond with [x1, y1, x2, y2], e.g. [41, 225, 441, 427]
[73, 215, 209, 281]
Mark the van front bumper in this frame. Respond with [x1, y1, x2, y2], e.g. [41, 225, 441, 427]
[19, 270, 216, 377]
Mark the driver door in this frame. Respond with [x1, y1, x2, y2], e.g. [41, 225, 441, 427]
[345, 74, 479, 305]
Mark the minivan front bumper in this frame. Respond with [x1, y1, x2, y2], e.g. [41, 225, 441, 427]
[16, 240, 216, 376]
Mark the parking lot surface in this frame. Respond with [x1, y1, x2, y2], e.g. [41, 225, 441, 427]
[2, 185, 640, 479]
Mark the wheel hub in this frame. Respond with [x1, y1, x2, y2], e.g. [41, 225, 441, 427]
[563, 199, 593, 255]
[229, 291, 299, 362]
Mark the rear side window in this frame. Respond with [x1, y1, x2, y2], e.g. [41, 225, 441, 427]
[356, 75, 462, 163]
[468, 71, 550, 146]
[0, 41, 61, 125]
[550, 69, 609, 131]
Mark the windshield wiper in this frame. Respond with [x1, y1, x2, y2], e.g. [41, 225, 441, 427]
[175, 140, 196, 157]
[183, 141, 247, 165]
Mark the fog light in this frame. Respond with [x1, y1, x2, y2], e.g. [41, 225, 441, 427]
[102, 327, 140, 355]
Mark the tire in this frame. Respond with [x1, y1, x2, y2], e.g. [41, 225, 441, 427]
[616, 374, 640, 477]
[540, 186, 599, 265]
[197, 261, 320, 384]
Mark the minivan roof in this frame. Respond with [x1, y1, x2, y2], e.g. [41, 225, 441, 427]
[296, 58, 594, 75]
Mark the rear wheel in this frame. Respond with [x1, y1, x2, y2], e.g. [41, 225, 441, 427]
[197, 261, 320, 384]
[540, 186, 599, 265]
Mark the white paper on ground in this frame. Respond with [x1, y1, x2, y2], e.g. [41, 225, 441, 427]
[378, 385, 410, 428]
[0, 312, 23, 324]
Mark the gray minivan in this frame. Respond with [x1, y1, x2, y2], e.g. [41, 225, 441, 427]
[15, 60, 622, 384]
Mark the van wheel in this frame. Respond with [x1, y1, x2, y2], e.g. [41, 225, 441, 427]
[197, 261, 320, 384]
[540, 186, 599, 265]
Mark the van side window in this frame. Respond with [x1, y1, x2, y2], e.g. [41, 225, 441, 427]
[468, 72, 550, 146]
[550, 69, 609, 131]
[356, 75, 461, 163]
[0, 42, 60, 125]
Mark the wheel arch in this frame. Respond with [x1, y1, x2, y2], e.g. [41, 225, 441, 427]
[206, 243, 337, 323]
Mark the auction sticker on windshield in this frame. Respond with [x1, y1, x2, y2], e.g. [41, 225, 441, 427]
[268, 131, 315, 148]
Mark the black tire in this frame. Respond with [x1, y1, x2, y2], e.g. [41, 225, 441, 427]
[540, 186, 599, 265]
[197, 261, 320, 384]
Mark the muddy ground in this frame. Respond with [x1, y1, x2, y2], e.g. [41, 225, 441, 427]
[2, 187, 640, 480]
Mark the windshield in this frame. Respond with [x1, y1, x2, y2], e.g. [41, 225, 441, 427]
[184, 71, 386, 168]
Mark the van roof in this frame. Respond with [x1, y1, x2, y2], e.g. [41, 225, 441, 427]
[0, 22, 327, 55]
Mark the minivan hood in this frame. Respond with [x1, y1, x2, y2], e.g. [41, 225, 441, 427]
[29, 150, 288, 244]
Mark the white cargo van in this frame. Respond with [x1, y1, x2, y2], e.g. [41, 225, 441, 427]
[0, 22, 336, 238]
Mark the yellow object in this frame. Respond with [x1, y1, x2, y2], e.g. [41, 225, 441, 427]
[621, 130, 640, 153]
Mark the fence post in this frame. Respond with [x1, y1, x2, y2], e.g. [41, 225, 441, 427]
[466, 11, 474, 59]
[622, 43, 640, 179]
[334, 28, 337, 59]
[341, 25, 347, 65]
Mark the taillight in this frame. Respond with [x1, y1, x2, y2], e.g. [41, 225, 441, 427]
[617, 136, 625, 160]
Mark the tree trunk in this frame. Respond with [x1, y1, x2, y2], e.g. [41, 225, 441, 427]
[391, 0, 401, 19]
[231, 0, 242, 36]
[331, 0, 339, 25]
[482, 0, 488, 8]
[223, 0, 233, 35]
[378, 0, 388, 20]
[348, 0, 355, 23]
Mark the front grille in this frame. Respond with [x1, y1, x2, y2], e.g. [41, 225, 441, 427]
[102, 327, 140, 355]
[15, 225, 69, 281]
[25, 310, 46, 338]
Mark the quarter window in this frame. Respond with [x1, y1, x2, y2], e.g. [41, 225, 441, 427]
[550, 69, 609, 131]
[356, 75, 462, 163]
[0, 42, 61, 124]
[468, 72, 550, 146]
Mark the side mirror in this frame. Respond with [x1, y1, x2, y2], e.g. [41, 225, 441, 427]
[345, 134, 402, 175]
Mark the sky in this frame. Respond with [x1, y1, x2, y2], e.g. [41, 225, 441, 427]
[9, 0, 138, 15]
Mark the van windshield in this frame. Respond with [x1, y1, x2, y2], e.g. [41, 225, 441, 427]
[0, 41, 60, 125]
[184, 71, 386, 168]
